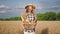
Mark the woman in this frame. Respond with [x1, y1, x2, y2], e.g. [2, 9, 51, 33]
[21, 4, 37, 34]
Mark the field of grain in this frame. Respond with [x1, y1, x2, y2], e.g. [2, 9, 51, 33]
[0, 21, 60, 34]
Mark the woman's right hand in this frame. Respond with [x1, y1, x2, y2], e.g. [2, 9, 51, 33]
[23, 22, 34, 30]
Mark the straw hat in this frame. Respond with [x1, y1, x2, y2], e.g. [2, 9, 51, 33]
[25, 4, 35, 9]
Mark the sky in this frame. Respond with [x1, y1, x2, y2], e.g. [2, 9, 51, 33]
[0, 0, 60, 18]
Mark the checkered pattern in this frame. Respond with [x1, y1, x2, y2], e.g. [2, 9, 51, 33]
[26, 14, 35, 22]
[24, 29, 35, 34]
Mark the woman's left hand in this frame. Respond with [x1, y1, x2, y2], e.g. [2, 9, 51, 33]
[31, 21, 37, 26]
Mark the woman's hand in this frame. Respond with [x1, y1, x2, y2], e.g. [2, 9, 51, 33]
[22, 21, 37, 30]
[22, 22, 32, 29]
[31, 21, 37, 26]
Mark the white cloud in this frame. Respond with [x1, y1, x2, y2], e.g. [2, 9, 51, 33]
[0, 11, 6, 14]
[34, 4, 42, 9]
[0, 5, 10, 13]
[0, 5, 9, 8]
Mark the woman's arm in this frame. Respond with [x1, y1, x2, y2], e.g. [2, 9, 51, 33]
[21, 16, 24, 22]
[21, 13, 30, 24]
[34, 14, 37, 23]
[21, 13, 26, 23]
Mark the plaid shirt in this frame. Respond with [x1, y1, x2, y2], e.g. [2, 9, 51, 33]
[26, 14, 35, 22]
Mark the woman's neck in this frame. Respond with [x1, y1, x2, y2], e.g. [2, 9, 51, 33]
[27, 12, 33, 14]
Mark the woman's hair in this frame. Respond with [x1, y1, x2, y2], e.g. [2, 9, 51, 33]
[25, 5, 35, 14]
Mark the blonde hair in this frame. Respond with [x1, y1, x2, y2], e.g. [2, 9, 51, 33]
[25, 5, 35, 14]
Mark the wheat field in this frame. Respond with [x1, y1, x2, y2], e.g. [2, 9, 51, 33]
[0, 21, 60, 34]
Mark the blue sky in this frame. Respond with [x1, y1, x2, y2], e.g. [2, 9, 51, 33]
[0, 0, 60, 18]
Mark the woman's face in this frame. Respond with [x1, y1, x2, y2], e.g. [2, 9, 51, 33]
[27, 6, 33, 12]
